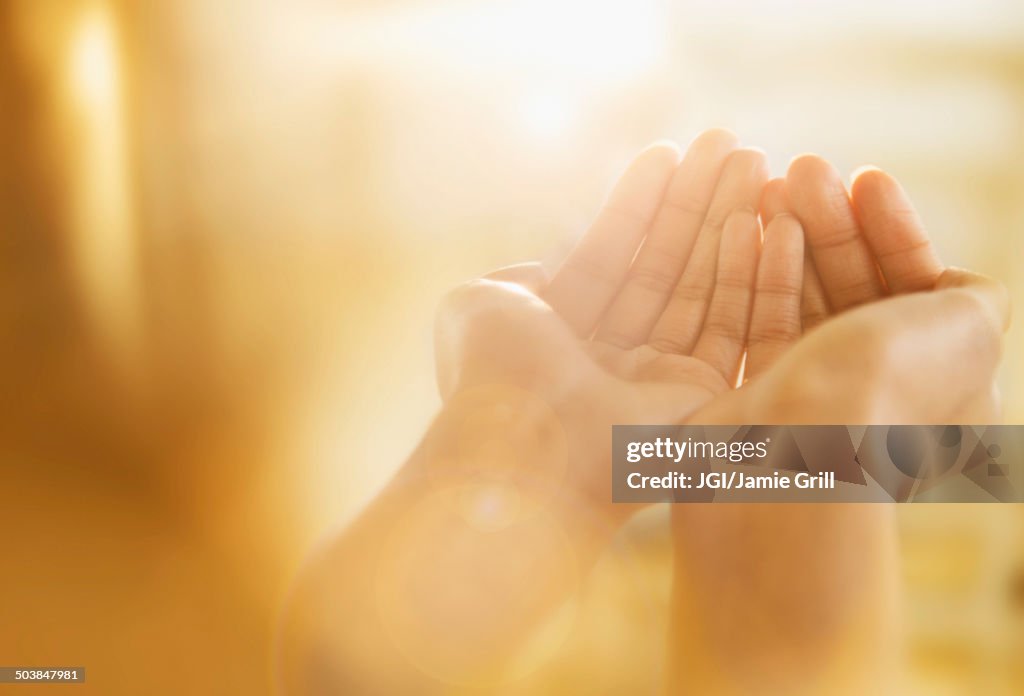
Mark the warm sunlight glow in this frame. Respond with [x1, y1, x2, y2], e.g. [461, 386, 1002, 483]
[519, 92, 576, 141]
[275, 0, 665, 84]
[67, 6, 140, 367]
[71, 9, 117, 108]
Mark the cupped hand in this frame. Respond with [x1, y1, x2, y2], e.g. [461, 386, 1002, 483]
[739, 155, 1007, 422]
[667, 159, 1006, 696]
[437, 130, 808, 417]
[433, 130, 817, 513]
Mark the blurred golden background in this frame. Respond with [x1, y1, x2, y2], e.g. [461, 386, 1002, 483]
[1, 0, 1022, 693]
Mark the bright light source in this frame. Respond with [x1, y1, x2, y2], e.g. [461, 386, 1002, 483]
[519, 92, 576, 140]
[71, 9, 118, 107]
[67, 6, 140, 368]
[276, 0, 665, 85]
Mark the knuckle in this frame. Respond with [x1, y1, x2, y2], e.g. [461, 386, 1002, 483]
[864, 207, 919, 238]
[627, 264, 676, 295]
[597, 327, 640, 350]
[725, 147, 768, 174]
[757, 281, 802, 299]
[660, 190, 708, 218]
[601, 203, 653, 229]
[672, 280, 713, 304]
[702, 208, 731, 230]
[831, 276, 883, 307]
[702, 313, 748, 344]
[748, 320, 798, 347]
[808, 221, 862, 251]
[649, 332, 690, 355]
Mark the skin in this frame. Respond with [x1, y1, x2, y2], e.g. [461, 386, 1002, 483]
[279, 130, 769, 693]
[277, 136, 1010, 695]
[667, 158, 1006, 696]
[669, 263, 1008, 696]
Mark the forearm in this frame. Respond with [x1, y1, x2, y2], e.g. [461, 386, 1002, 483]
[664, 276, 1009, 694]
[279, 385, 622, 694]
[662, 382, 901, 694]
[667, 504, 899, 695]
[666, 426, 900, 694]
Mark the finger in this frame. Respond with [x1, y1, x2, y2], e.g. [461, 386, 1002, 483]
[596, 128, 739, 348]
[649, 148, 769, 354]
[690, 208, 761, 383]
[483, 262, 549, 294]
[758, 177, 788, 226]
[801, 254, 831, 330]
[786, 154, 884, 312]
[935, 267, 1011, 332]
[850, 167, 943, 294]
[692, 270, 1010, 425]
[746, 214, 804, 378]
[543, 143, 681, 336]
[762, 174, 830, 328]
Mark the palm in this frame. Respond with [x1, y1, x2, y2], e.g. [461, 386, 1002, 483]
[533, 132, 804, 409]
[538, 134, 947, 414]
[586, 341, 728, 398]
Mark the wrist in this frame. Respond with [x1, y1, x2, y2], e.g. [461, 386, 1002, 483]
[425, 378, 633, 541]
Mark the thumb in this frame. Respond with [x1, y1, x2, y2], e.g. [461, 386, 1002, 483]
[873, 272, 1010, 422]
[433, 278, 587, 402]
[482, 262, 549, 294]
[819, 269, 1009, 423]
[934, 267, 1011, 333]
